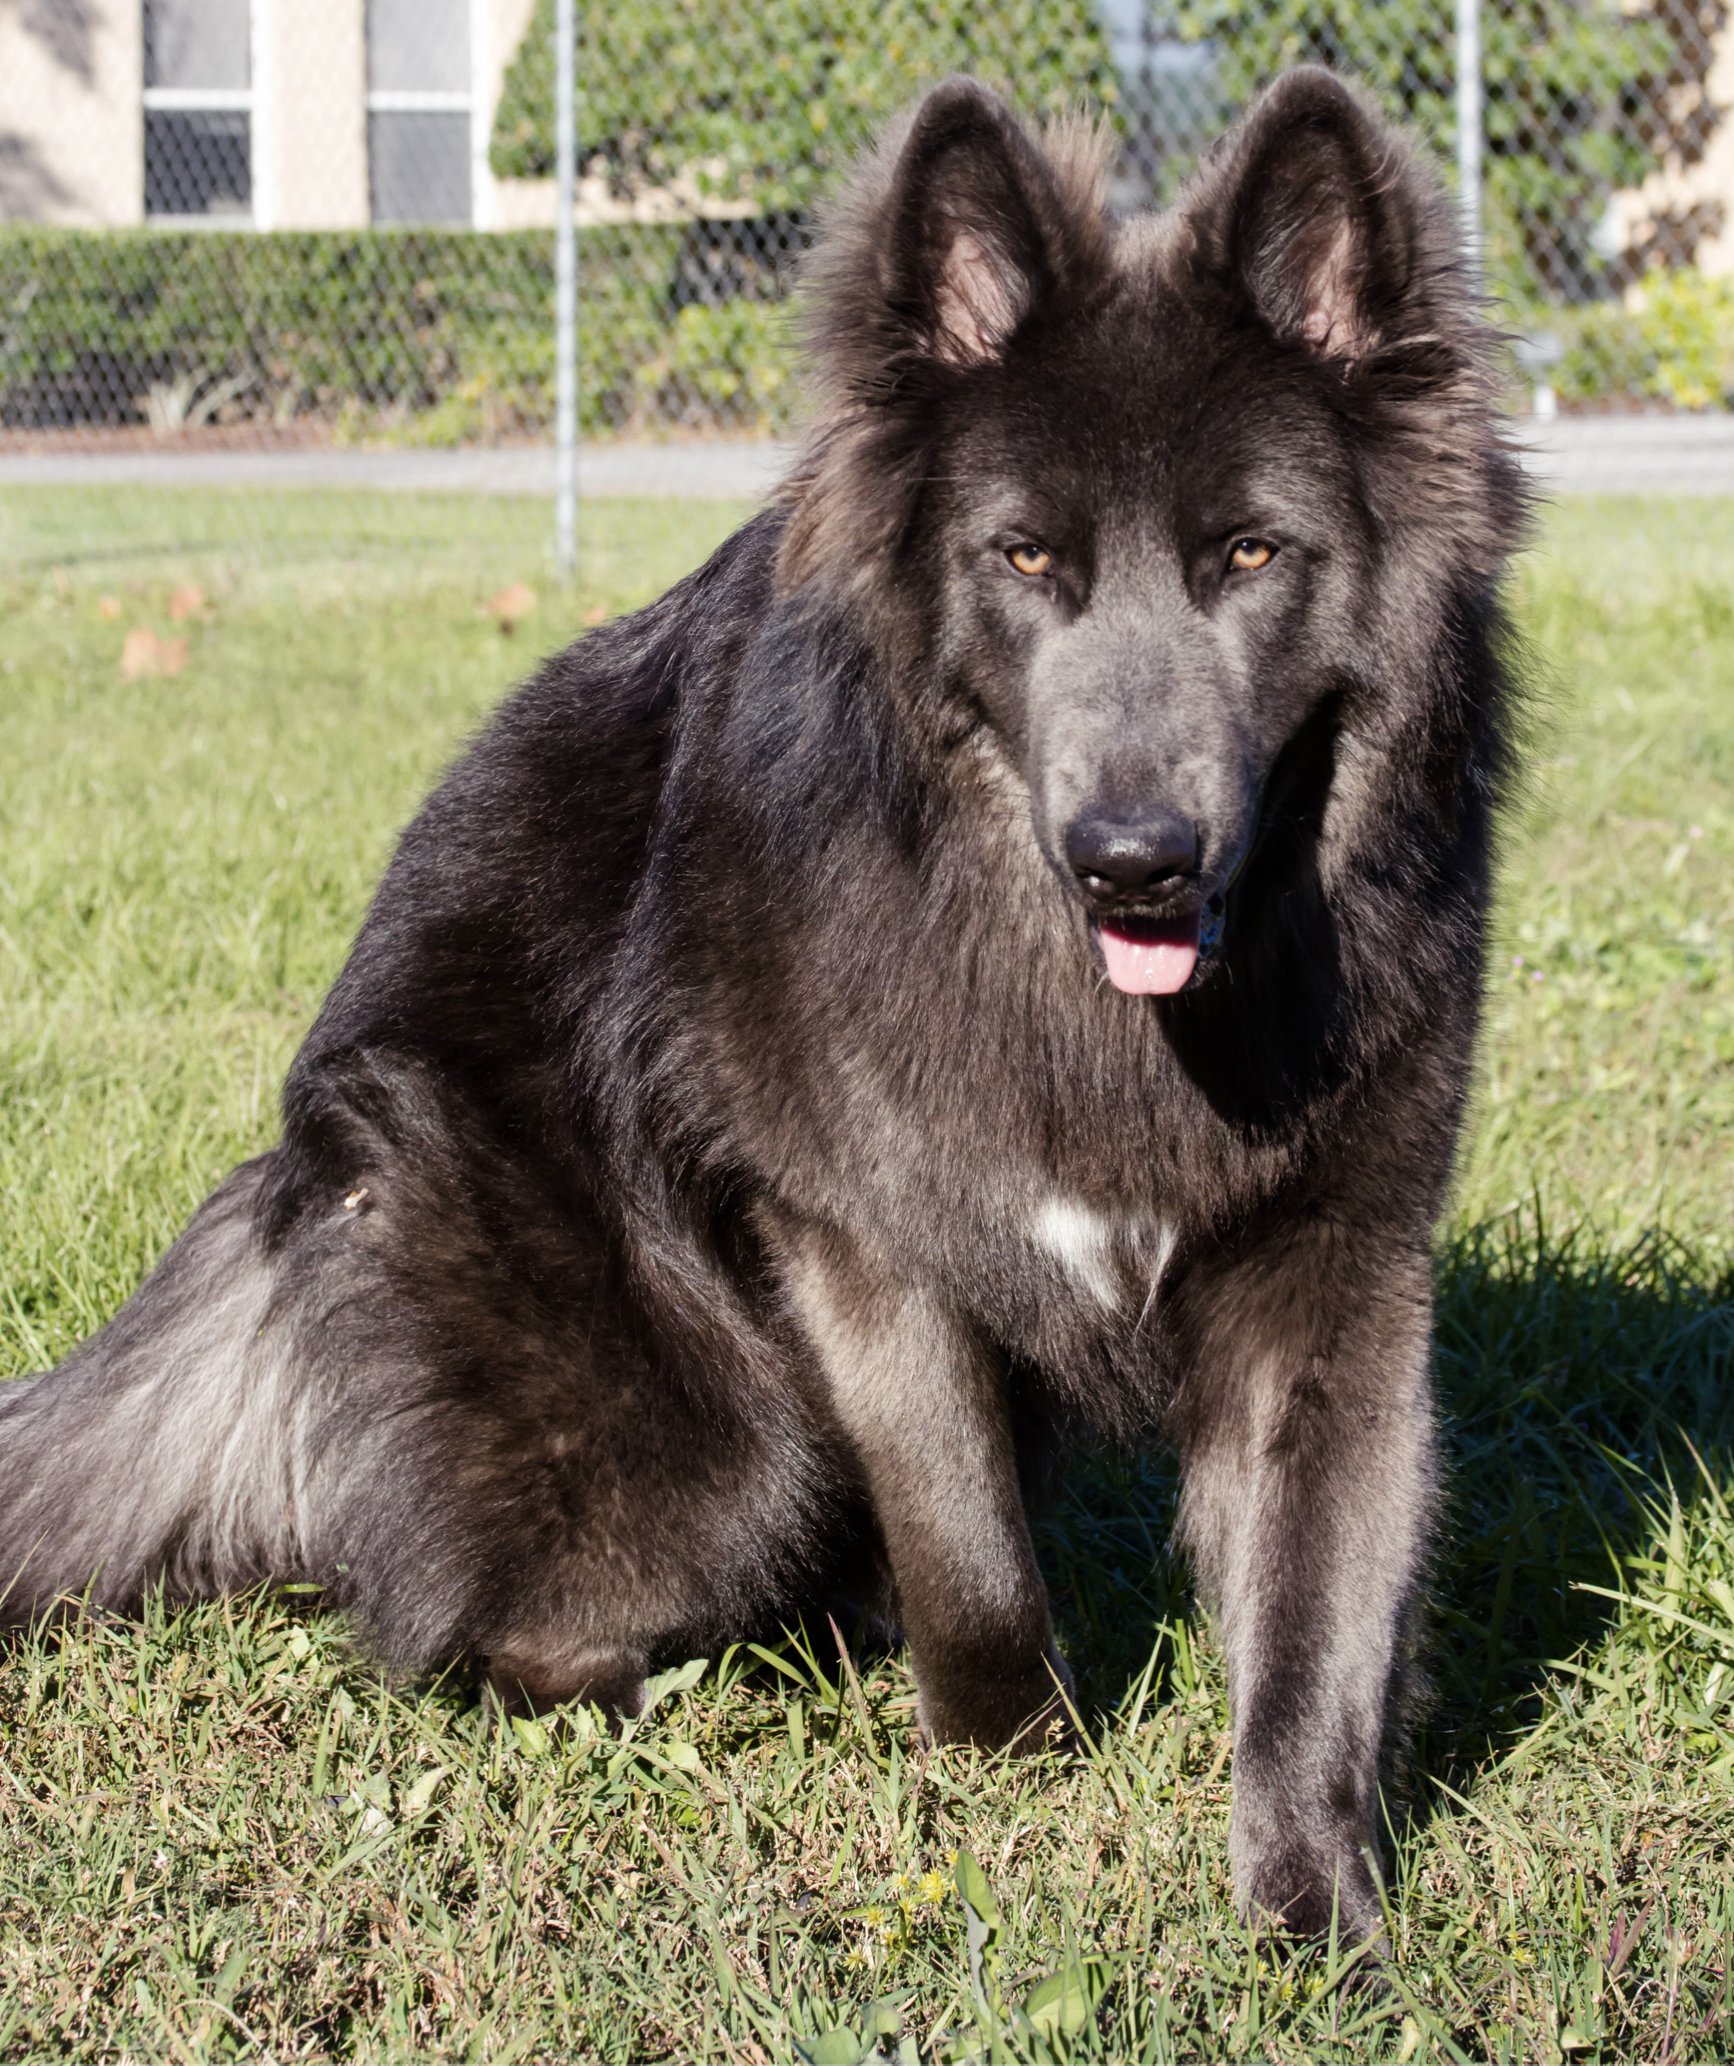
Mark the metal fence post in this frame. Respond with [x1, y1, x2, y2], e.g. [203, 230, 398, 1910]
[554, 0, 577, 579]
[1454, 0, 1483, 270]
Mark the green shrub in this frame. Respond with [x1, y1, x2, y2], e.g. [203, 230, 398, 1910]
[484, 0, 1116, 434]
[1625, 269, 1734, 410]
[0, 225, 790, 438]
[1545, 269, 1734, 410]
[491, 0, 1117, 200]
[0, 227, 555, 437]
[626, 299, 799, 431]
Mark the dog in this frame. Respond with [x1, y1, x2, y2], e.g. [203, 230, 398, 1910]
[1, 69, 1528, 1938]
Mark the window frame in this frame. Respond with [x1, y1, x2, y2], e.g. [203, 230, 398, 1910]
[141, 0, 264, 228]
[364, 0, 487, 229]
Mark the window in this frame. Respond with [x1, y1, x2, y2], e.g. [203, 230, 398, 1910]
[367, 0, 474, 226]
[143, 0, 252, 221]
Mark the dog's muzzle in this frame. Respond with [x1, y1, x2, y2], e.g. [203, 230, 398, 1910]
[1063, 809, 1208, 997]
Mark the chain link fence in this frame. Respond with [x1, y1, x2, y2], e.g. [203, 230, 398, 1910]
[2, 0, 1732, 543]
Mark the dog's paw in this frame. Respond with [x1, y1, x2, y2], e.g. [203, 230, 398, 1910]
[1235, 1842, 1387, 1950]
[482, 1642, 646, 1724]
[915, 1642, 1078, 1755]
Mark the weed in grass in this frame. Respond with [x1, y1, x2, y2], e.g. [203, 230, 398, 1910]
[0, 489, 1730, 2059]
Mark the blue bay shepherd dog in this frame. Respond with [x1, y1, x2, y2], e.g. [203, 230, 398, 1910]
[2, 70, 1528, 1937]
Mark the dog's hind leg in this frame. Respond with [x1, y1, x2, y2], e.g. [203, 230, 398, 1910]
[1171, 1224, 1438, 1943]
[774, 1218, 1069, 1752]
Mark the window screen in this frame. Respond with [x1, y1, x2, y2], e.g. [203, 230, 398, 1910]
[366, 0, 473, 226]
[143, 0, 252, 221]
[144, 109, 251, 217]
[144, 0, 249, 91]
[367, 0, 470, 93]
[368, 111, 473, 225]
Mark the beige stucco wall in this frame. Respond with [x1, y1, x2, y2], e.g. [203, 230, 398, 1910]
[478, 0, 541, 229]
[0, 0, 143, 226]
[491, 175, 554, 230]
[260, 0, 368, 229]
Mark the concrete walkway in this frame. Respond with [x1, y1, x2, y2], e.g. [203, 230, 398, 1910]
[1513, 413, 1734, 494]
[0, 440, 794, 500]
[3, 415, 1733, 497]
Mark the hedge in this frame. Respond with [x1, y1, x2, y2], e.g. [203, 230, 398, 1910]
[5, 228, 1728, 446]
[1541, 270, 1734, 412]
[496, 0, 1713, 311]
[0, 225, 811, 438]
[0, 228, 548, 437]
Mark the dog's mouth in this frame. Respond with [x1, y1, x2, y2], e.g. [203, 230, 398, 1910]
[1091, 892, 1223, 998]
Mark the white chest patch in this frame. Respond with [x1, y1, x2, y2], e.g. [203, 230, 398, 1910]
[1028, 1197, 1177, 1321]
[1030, 1197, 1119, 1307]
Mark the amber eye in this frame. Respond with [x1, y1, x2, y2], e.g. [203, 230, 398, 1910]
[1228, 537, 1276, 572]
[1007, 543, 1053, 577]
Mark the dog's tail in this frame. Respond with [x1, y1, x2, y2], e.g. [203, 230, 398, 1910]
[0, 1156, 316, 1627]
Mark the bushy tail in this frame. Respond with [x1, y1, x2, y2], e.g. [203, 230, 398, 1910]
[0, 1157, 314, 1626]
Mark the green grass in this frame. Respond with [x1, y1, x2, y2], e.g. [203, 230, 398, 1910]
[1, 487, 1730, 2062]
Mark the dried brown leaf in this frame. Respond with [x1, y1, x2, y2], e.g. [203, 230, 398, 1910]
[120, 627, 160, 680]
[489, 581, 538, 632]
[120, 627, 190, 680]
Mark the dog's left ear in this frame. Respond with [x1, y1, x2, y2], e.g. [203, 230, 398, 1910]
[1191, 67, 1448, 368]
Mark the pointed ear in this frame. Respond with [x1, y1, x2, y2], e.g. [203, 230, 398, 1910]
[780, 83, 1109, 595]
[1191, 67, 1446, 368]
[880, 78, 1102, 367]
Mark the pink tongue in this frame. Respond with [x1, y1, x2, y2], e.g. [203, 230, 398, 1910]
[1099, 923, 1199, 996]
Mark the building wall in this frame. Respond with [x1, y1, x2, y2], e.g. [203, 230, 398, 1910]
[260, 0, 368, 229]
[0, 0, 144, 226]
[12, 5, 1730, 263]
[480, 0, 547, 229]
[0, 0, 544, 231]
[1611, 29, 1734, 281]
[475, 0, 537, 230]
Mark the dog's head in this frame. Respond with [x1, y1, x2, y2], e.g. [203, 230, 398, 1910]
[780, 70, 1527, 995]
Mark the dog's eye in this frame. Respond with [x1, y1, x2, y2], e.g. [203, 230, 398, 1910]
[1007, 544, 1053, 578]
[1228, 538, 1276, 573]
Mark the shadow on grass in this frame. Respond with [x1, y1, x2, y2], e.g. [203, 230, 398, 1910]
[31, 1213, 1724, 1801]
[1038, 1214, 1734, 1789]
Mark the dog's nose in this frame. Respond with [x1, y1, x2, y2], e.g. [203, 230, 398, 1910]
[1064, 810, 1199, 901]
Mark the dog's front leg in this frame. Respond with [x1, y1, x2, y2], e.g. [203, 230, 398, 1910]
[1172, 1228, 1438, 1942]
[779, 1226, 1067, 1749]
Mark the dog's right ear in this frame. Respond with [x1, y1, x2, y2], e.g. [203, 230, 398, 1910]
[877, 78, 1102, 369]
[781, 82, 1109, 594]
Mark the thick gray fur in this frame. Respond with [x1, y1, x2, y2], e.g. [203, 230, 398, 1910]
[1, 69, 1530, 1939]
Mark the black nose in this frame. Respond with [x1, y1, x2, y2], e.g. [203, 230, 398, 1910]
[1064, 809, 1199, 902]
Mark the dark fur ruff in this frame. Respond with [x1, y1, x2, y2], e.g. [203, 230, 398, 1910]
[2, 71, 1529, 1938]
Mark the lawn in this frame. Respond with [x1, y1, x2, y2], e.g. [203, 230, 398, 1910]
[0, 486, 1730, 2062]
